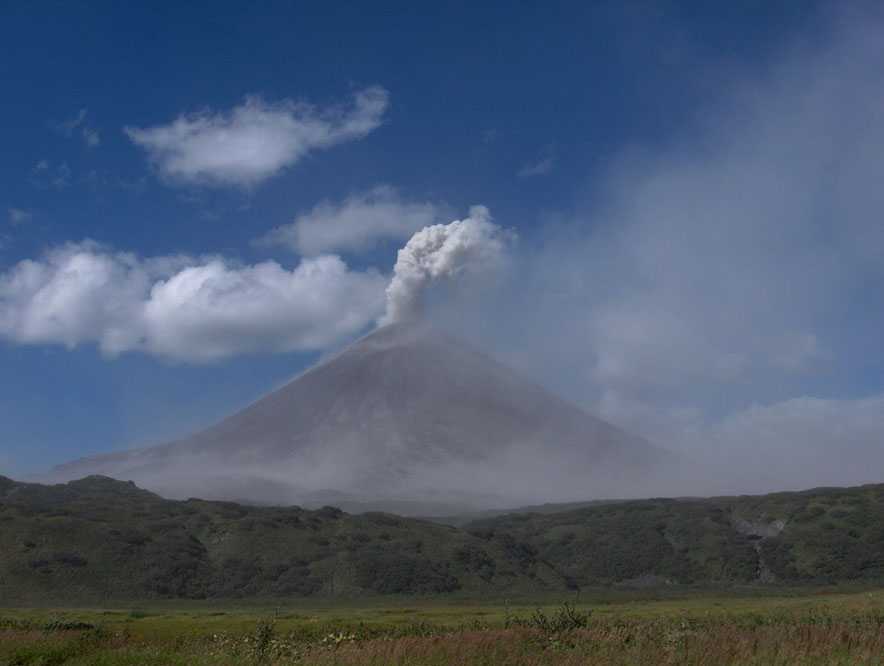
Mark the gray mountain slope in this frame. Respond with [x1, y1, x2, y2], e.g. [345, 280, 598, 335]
[49, 322, 662, 513]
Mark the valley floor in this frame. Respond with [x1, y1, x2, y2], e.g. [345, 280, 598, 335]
[5, 587, 884, 664]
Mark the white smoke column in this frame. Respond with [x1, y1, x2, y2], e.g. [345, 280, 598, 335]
[380, 205, 509, 325]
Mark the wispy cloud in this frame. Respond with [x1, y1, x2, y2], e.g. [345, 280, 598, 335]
[55, 108, 87, 134]
[125, 87, 390, 188]
[517, 154, 554, 178]
[440, 7, 884, 494]
[82, 169, 148, 194]
[258, 186, 441, 256]
[30, 160, 71, 189]
[82, 127, 100, 147]
[7, 208, 32, 226]
[53, 108, 100, 147]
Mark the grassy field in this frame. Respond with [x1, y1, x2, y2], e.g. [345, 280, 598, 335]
[5, 587, 884, 664]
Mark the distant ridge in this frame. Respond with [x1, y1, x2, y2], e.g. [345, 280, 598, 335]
[48, 322, 661, 513]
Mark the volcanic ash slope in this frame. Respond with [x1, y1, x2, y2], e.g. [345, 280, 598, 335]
[49, 322, 663, 513]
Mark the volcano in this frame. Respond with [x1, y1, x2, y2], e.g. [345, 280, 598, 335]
[49, 323, 662, 513]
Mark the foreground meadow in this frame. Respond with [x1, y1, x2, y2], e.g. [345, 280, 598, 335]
[4, 588, 884, 665]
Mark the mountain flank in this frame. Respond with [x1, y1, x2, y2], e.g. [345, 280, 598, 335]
[48, 322, 661, 512]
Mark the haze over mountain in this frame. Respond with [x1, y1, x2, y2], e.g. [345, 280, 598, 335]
[48, 322, 661, 513]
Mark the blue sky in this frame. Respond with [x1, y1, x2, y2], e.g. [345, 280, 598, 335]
[3, 1, 884, 490]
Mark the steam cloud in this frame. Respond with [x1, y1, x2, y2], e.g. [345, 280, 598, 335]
[0, 207, 512, 362]
[380, 206, 510, 326]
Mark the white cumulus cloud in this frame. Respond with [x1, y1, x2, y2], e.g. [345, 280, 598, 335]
[125, 87, 389, 187]
[0, 242, 386, 362]
[259, 186, 441, 256]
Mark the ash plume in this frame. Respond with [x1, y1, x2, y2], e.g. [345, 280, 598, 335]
[380, 206, 510, 326]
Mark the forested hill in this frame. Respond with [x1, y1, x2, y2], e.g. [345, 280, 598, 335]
[466, 484, 884, 587]
[0, 475, 564, 603]
[2, 475, 884, 602]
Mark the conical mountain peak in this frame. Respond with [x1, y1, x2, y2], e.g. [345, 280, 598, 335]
[49, 324, 660, 513]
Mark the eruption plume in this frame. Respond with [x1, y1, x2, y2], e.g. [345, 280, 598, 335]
[380, 206, 509, 325]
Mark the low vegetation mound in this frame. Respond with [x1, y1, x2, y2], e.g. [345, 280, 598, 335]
[0, 476, 561, 602]
[467, 484, 884, 587]
[3, 475, 884, 601]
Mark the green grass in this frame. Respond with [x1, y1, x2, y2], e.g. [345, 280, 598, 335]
[8, 477, 884, 662]
[5, 587, 884, 664]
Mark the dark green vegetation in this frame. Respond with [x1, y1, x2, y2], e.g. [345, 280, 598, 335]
[469, 483, 884, 588]
[0, 476, 558, 603]
[3, 475, 884, 603]
[5, 591, 884, 664]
